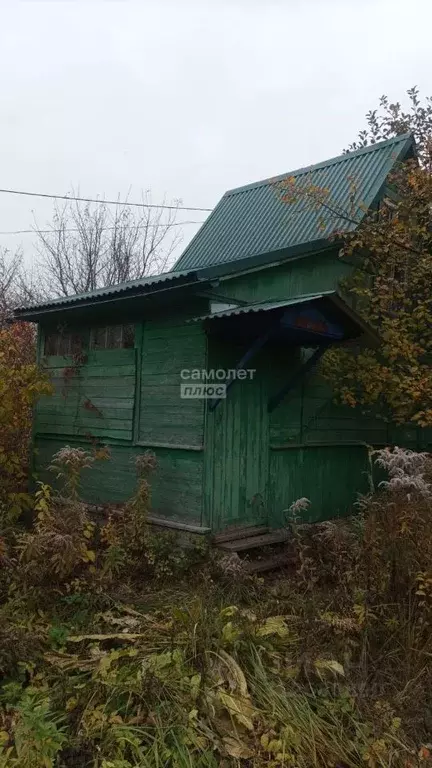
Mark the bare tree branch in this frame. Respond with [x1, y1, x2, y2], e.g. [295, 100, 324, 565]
[33, 190, 183, 298]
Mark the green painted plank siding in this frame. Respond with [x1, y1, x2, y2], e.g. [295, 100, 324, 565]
[269, 364, 388, 448]
[269, 445, 370, 526]
[204, 336, 388, 531]
[221, 251, 351, 305]
[34, 438, 204, 523]
[36, 348, 136, 441]
[266, 356, 389, 527]
[139, 319, 207, 447]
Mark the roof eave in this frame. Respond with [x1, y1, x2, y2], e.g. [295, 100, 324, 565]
[14, 272, 205, 321]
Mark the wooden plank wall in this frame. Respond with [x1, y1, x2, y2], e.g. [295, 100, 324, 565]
[266, 353, 385, 524]
[220, 250, 351, 304]
[139, 318, 206, 447]
[269, 371, 389, 449]
[36, 349, 136, 441]
[269, 444, 371, 526]
[34, 438, 203, 522]
[35, 311, 208, 525]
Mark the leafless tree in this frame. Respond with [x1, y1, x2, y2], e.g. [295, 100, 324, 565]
[0, 248, 45, 319]
[0, 248, 22, 319]
[33, 191, 183, 298]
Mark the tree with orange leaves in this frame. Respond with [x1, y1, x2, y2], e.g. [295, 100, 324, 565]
[280, 88, 432, 427]
[0, 322, 52, 510]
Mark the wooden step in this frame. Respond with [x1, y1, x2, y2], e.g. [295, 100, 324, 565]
[217, 529, 290, 552]
[244, 553, 289, 574]
[213, 525, 269, 544]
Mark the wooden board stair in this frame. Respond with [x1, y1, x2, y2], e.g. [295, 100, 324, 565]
[213, 526, 269, 545]
[217, 529, 289, 552]
[213, 526, 290, 573]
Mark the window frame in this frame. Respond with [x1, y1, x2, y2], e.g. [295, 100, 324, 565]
[89, 323, 135, 351]
[43, 329, 83, 357]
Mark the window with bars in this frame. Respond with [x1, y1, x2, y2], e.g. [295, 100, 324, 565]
[90, 324, 135, 350]
[44, 331, 83, 356]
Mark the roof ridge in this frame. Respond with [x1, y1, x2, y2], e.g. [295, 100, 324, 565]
[223, 133, 414, 197]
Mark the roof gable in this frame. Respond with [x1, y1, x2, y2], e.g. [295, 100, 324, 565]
[174, 134, 415, 272]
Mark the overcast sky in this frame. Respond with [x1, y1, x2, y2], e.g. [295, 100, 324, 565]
[1, 0, 431, 267]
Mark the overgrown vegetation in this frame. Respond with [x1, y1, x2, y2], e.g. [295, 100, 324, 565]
[0, 444, 432, 766]
[278, 87, 432, 426]
[0, 322, 52, 512]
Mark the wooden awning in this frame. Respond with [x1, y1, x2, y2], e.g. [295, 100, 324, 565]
[189, 291, 379, 348]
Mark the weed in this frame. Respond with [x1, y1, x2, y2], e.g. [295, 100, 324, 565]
[0, 446, 431, 765]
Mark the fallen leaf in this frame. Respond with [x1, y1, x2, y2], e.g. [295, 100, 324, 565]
[223, 735, 254, 759]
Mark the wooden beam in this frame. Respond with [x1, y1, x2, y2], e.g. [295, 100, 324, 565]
[147, 516, 211, 535]
[268, 346, 325, 413]
[209, 327, 275, 411]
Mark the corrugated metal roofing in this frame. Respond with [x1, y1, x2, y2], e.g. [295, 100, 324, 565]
[14, 269, 197, 314]
[188, 292, 334, 322]
[188, 291, 379, 346]
[174, 134, 415, 272]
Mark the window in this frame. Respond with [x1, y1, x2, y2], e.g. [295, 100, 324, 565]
[44, 330, 82, 356]
[90, 324, 135, 350]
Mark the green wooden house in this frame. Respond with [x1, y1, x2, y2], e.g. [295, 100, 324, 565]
[16, 134, 422, 535]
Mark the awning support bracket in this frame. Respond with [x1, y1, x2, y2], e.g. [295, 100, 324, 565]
[209, 327, 274, 411]
[267, 346, 326, 413]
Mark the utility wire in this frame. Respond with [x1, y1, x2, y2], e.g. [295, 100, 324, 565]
[0, 220, 206, 236]
[0, 186, 213, 212]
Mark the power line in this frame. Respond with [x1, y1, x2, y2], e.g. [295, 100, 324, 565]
[0, 220, 206, 236]
[0, 186, 213, 212]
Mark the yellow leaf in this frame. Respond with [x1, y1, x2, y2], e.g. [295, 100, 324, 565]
[219, 650, 248, 697]
[257, 616, 290, 638]
[314, 658, 345, 679]
[218, 691, 255, 730]
[221, 621, 240, 644]
[223, 735, 254, 759]
[268, 739, 283, 754]
[219, 605, 238, 618]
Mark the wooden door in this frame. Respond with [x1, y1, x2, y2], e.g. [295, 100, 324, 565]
[203, 342, 269, 531]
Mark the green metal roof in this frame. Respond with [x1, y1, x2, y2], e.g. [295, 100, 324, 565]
[14, 134, 415, 321]
[174, 134, 415, 272]
[188, 292, 334, 322]
[14, 269, 198, 317]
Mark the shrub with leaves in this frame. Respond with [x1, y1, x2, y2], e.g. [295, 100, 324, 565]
[0, 688, 66, 767]
[0, 322, 52, 510]
[100, 452, 156, 581]
[100, 452, 207, 582]
[358, 446, 432, 600]
[17, 446, 109, 587]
